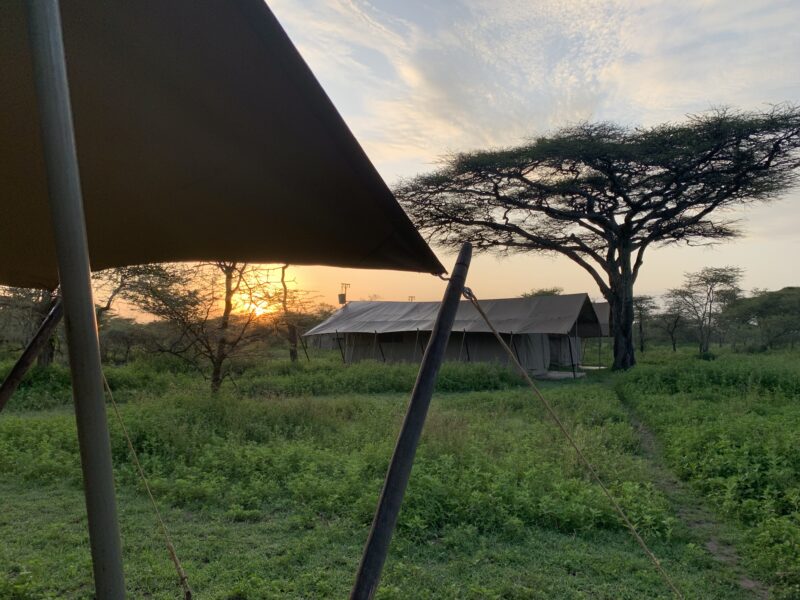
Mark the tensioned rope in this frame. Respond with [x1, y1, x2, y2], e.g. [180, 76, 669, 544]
[101, 374, 193, 600]
[461, 287, 684, 599]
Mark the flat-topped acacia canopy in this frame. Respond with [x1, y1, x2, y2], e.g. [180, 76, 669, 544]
[0, 0, 443, 289]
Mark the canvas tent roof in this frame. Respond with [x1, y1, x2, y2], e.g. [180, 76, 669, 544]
[305, 294, 602, 337]
[0, 0, 443, 290]
[593, 302, 611, 336]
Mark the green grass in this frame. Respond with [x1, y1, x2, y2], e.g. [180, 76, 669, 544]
[619, 349, 800, 599]
[1, 350, 791, 598]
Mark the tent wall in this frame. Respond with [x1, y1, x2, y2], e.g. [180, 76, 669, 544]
[338, 331, 550, 375]
[548, 335, 582, 368]
[343, 331, 426, 363]
[585, 302, 611, 338]
[308, 333, 339, 351]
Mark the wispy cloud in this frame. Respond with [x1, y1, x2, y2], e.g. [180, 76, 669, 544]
[271, 0, 800, 301]
[271, 0, 800, 182]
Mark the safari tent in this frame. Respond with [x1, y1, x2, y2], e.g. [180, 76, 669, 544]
[1, 1, 448, 597]
[593, 301, 611, 336]
[305, 294, 602, 374]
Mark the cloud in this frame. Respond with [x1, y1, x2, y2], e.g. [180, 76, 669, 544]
[268, 0, 800, 297]
[270, 0, 800, 182]
[269, 0, 636, 177]
[597, 0, 800, 123]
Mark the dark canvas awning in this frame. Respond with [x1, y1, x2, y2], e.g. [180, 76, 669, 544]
[0, 0, 443, 289]
[306, 294, 602, 337]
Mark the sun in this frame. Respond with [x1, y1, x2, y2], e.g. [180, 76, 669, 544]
[234, 292, 280, 317]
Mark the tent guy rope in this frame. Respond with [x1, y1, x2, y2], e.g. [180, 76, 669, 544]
[102, 375, 193, 600]
[461, 286, 685, 600]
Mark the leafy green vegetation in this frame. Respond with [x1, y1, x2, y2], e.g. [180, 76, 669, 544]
[620, 350, 800, 598]
[2, 349, 793, 598]
[0, 357, 526, 412]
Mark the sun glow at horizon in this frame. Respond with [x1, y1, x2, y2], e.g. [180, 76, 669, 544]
[234, 291, 282, 318]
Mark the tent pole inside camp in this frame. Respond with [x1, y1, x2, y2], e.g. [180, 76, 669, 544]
[350, 243, 472, 600]
[26, 1, 125, 597]
[0, 298, 63, 413]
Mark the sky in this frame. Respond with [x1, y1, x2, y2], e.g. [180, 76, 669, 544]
[267, 0, 800, 306]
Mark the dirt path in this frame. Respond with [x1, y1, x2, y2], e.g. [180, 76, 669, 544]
[619, 396, 770, 599]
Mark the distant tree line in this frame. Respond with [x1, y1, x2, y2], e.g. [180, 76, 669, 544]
[0, 263, 335, 393]
[631, 267, 800, 355]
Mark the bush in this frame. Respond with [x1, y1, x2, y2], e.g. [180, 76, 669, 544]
[236, 360, 524, 397]
[0, 382, 674, 543]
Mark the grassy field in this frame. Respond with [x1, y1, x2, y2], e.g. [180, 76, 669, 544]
[0, 349, 797, 598]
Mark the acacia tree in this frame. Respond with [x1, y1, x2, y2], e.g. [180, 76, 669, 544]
[665, 266, 742, 354]
[633, 295, 657, 353]
[722, 287, 800, 350]
[127, 262, 271, 392]
[242, 264, 317, 362]
[521, 286, 563, 297]
[397, 106, 800, 369]
[652, 309, 684, 352]
[93, 264, 179, 326]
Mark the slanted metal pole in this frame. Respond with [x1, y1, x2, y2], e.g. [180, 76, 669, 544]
[350, 243, 471, 600]
[335, 330, 346, 363]
[376, 333, 386, 363]
[26, 2, 126, 597]
[298, 332, 310, 362]
[0, 298, 63, 414]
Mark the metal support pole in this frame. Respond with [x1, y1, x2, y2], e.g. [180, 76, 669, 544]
[567, 329, 577, 379]
[26, 2, 126, 597]
[350, 243, 472, 600]
[510, 332, 523, 366]
[0, 298, 63, 414]
[336, 330, 345, 363]
[376, 334, 386, 363]
[298, 331, 310, 362]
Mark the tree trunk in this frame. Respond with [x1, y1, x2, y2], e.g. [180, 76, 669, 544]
[280, 265, 298, 362]
[608, 267, 636, 370]
[36, 295, 59, 368]
[211, 359, 223, 393]
[37, 335, 56, 368]
[287, 322, 298, 362]
[638, 312, 645, 353]
[210, 264, 235, 393]
[699, 327, 710, 354]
